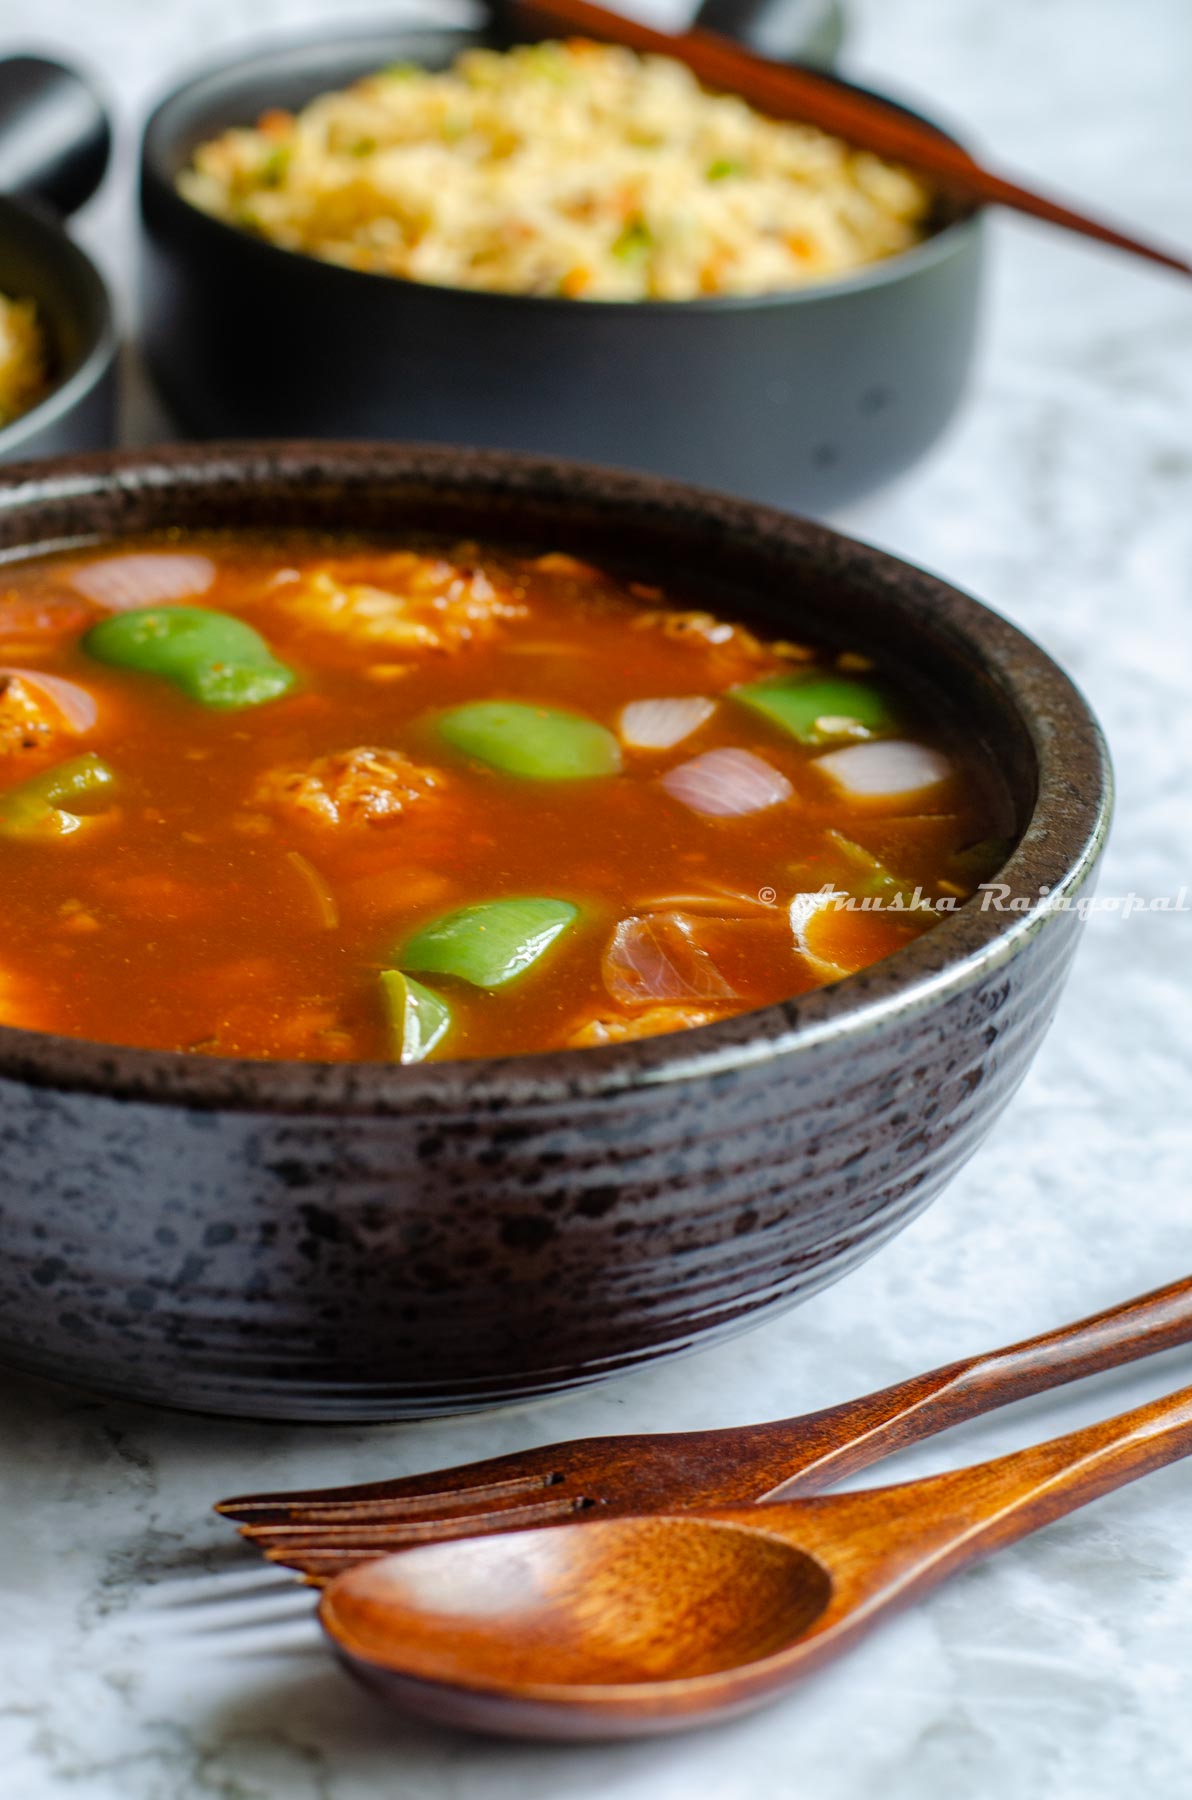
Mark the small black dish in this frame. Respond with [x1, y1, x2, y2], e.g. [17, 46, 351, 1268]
[0, 195, 115, 461]
[140, 22, 982, 513]
[0, 56, 117, 461]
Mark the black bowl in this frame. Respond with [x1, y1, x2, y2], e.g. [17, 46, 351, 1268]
[0, 56, 116, 460]
[0, 444, 1110, 1420]
[140, 26, 982, 513]
[0, 196, 116, 462]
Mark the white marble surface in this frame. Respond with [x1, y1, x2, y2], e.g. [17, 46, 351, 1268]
[3, 0, 1192, 1793]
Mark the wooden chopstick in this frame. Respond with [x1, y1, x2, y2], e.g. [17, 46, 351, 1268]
[509, 0, 1192, 281]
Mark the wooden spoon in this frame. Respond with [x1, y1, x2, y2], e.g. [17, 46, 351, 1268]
[320, 1380, 1192, 1740]
[221, 1272, 1192, 1578]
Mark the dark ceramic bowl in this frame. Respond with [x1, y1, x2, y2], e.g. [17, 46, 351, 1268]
[0, 196, 116, 462]
[139, 23, 981, 513]
[0, 444, 1110, 1421]
[0, 57, 116, 459]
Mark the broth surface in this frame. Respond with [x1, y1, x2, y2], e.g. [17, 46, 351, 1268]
[0, 534, 1011, 1061]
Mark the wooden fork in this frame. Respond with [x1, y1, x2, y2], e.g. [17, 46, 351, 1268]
[218, 1273, 1192, 1582]
[318, 1379, 1192, 1739]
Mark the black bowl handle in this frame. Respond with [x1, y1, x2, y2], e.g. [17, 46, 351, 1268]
[691, 0, 844, 66]
[0, 55, 112, 217]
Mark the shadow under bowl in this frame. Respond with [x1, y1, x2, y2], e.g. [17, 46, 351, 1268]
[0, 442, 1111, 1420]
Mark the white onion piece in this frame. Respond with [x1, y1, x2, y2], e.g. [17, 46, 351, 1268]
[811, 740, 951, 801]
[0, 666, 97, 732]
[789, 889, 852, 979]
[603, 913, 739, 1007]
[660, 747, 793, 818]
[67, 552, 216, 611]
[639, 883, 771, 916]
[619, 695, 716, 750]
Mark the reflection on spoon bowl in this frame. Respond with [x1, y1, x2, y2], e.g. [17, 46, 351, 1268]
[320, 1515, 834, 1738]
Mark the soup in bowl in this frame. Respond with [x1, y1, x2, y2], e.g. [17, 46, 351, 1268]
[0, 528, 1011, 1063]
[0, 445, 1110, 1419]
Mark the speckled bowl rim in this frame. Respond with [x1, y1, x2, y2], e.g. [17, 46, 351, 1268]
[0, 196, 118, 459]
[141, 20, 982, 316]
[0, 442, 1112, 1114]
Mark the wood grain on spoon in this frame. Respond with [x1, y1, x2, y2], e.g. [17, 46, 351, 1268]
[509, 0, 1192, 281]
[321, 1382, 1192, 1740]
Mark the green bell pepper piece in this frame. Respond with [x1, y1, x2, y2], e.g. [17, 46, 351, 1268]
[949, 835, 1015, 887]
[380, 970, 453, 1064]
[734, 673, 895, 745]
[611, 217, 654, 261]
[400, 897, 579, 989]
[0, 752, 116, 838]
[824, 830, 916, 903]
[84, 607, 295, 710]
[438, 701, 621, 780]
